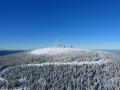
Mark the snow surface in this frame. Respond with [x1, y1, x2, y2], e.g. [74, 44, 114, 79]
[25, 60, 108, 66]
[30, 47, 90, 55]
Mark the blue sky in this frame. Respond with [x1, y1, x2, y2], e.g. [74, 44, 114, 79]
[0, 0, 120, 49]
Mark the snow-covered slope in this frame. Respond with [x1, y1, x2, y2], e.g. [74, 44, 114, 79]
[30, 47, 84, 55]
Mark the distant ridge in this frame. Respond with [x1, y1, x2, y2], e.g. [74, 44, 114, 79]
[0, 50, 24, 56]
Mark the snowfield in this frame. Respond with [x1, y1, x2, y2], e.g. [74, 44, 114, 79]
[0, 47, 120, 90]
[30, 47, 91, 55]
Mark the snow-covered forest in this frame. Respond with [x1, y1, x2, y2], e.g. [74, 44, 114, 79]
[0, 47, 120, 90]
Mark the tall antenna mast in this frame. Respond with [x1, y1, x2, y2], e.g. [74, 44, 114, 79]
[55, 37, 58, 47]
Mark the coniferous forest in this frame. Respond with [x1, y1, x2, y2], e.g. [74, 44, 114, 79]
[0, 48, 120, 90]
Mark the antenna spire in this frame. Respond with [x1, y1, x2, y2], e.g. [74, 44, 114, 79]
[55, 38, 58, 47]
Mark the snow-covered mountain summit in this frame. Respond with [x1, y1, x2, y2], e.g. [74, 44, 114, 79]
[30, 47, 88, 55]
[29, 47, 114, 64]
[30, 47, 111, 57]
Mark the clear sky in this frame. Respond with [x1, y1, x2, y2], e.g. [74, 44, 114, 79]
[0, 0, 120, 49]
